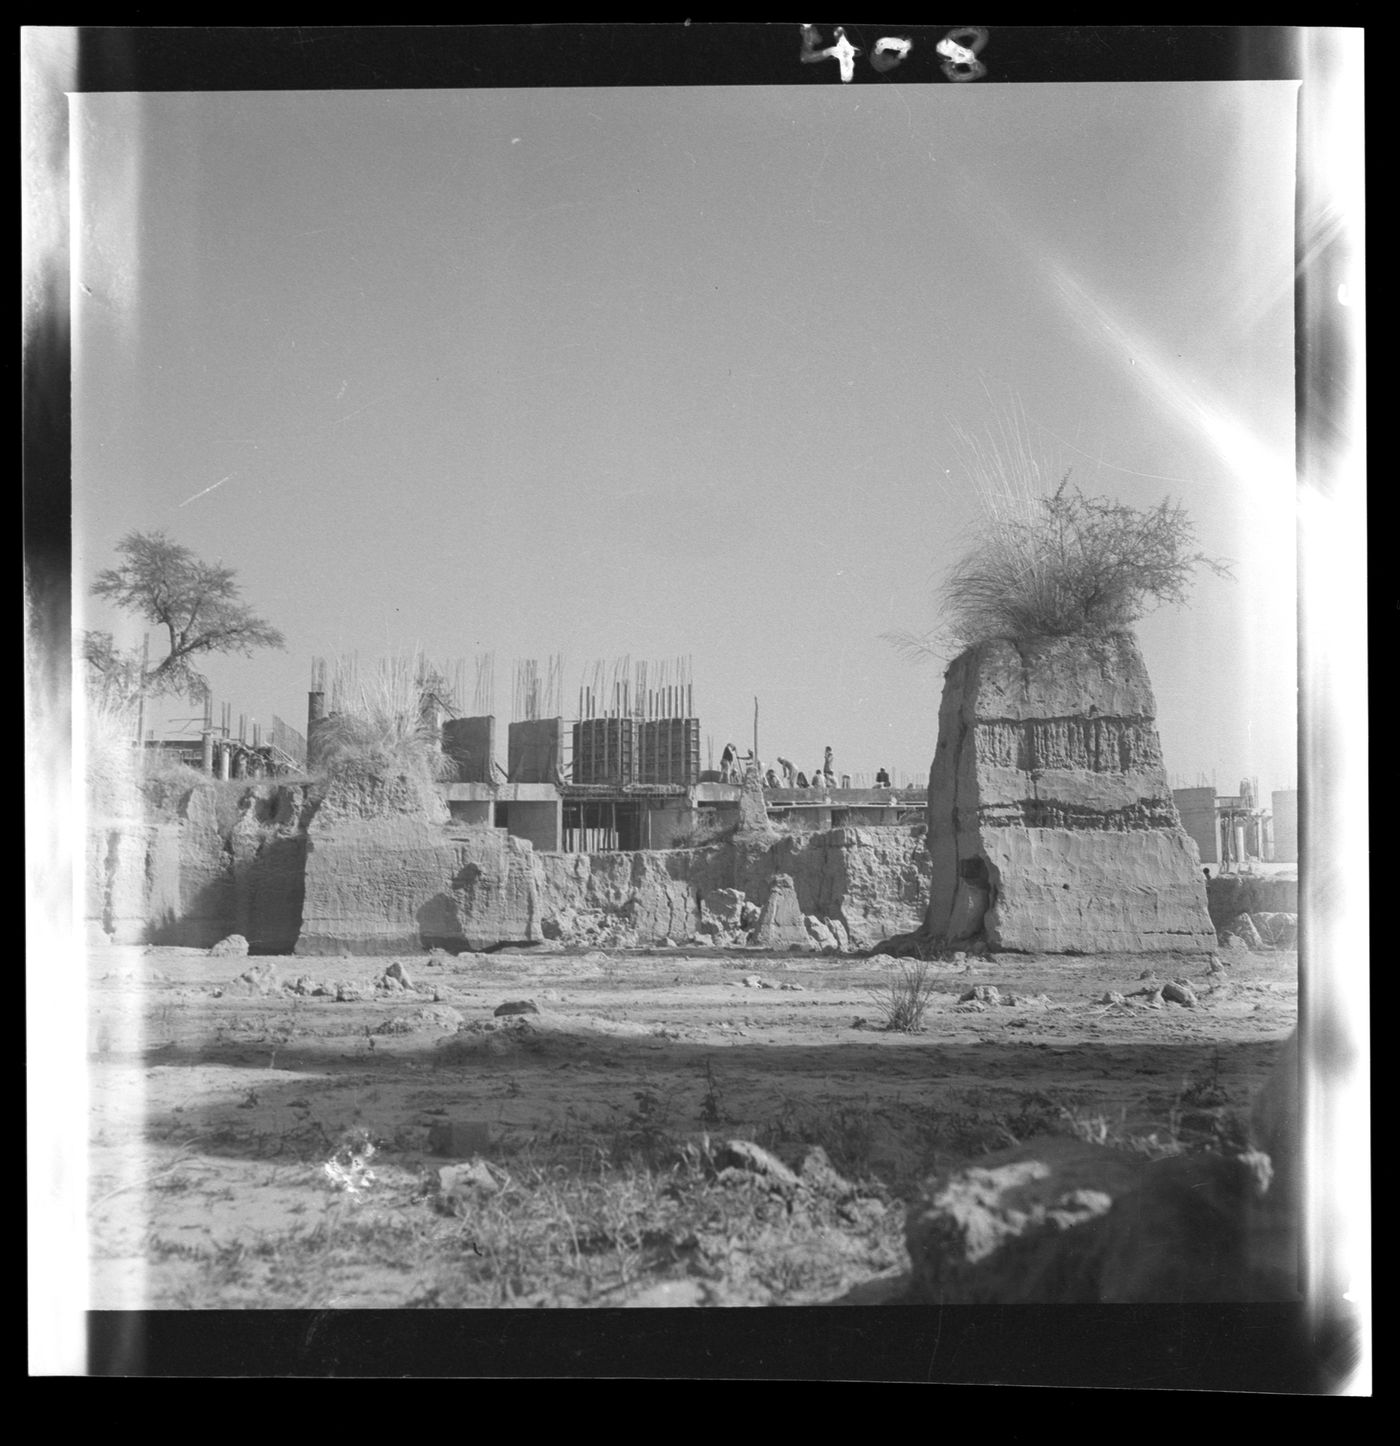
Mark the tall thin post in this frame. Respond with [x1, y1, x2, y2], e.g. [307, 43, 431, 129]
[753, 696, 759, 770]
[136, 632, 150, 747]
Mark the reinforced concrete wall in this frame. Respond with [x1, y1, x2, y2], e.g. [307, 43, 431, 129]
[508, 718, 563, 783]
[573, 718, 635, 785]
[926, 634, 1216, 954]
[442, 716, 497, 783]
[1172, 786, 1219, 864]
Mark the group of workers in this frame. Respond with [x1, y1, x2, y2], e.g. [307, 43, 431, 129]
[717, 743, 894, 792]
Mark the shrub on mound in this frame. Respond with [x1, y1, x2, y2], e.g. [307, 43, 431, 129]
[940, 478, 1231, 650]
[887, 418, 1232, 662]
[311, 653, 456, 820]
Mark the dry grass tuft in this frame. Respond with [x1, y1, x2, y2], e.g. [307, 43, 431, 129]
[886, 407, 1231, 660]
[81, 685, 143, 817]
[313, 652, 456, 783]
[868, 962, 940, 1033]
[939, 478, 1231, 650]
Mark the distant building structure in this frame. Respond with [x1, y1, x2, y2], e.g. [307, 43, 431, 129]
[439, 720, 926, 853]
[297, 652, 929, 857]
[141, 700, 304, 781]
[1172, 779, 1275, 869]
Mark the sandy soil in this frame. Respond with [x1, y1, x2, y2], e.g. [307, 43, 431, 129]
[85, 941, 1297, 1309]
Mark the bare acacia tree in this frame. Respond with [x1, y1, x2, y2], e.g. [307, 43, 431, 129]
[87, 530, 285, 701]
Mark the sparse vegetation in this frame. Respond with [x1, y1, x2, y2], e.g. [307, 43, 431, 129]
[1059, 1106, 1189, 1161]
[699, 1060, 726, 1126]
[938, 478, 1231, 650]
[759, 1096, 884, 1182]
[79, 531, 287, 813]
[126, 1130, 903, 1311]
[89, 942, 1296, 1311]
[82, 685, 143, 816]
[662, 820, 739, 851]
[87, 530, 285, 702]
[312, 652, 456, 783]
[868, 962, 939, 1032]
[141, 758, 216, 792]
[609, 1087, 677, 1168]
[1178, 1049, 1231, 1109]
[886, 417, 1231, 660]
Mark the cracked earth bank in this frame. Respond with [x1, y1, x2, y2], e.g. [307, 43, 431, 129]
[86, 942, 1296, 1309]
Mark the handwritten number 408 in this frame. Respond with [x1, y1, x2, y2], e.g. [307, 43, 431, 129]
[799, 24, 988, 83]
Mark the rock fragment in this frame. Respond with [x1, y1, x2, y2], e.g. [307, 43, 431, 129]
[712, 1139, 801, 1190]
[902, 1041, 1305, 1304]
[1251, 912, 1298, 950]
[228, 961, 277, 995]
[906, 1138, 1136, 1303]
[1220, 913, 1265, 951]
[959, 984, 1001, 1005]
[437, 1160, 507, 1204]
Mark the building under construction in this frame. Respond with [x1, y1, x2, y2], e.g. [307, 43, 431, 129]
[1172, 780, 1285, 869]
[141, 694, 307, 780]
[306, 652, 923, 853]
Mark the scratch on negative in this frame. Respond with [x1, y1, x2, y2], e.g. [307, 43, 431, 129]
[178, 474, 232, 508]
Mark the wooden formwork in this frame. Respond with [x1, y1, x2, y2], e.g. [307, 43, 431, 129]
[571, 717, 637, 786]
[637, 718, 700, 786]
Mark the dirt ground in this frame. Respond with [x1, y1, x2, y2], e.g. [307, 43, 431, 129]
[85, 941, 1297, 1310]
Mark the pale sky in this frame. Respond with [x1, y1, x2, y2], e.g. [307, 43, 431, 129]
[73, 82, 1299, 795]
